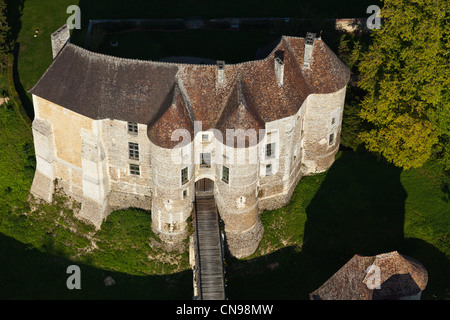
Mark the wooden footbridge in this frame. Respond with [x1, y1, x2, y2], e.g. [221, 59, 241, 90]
[191, 191, 226, 300]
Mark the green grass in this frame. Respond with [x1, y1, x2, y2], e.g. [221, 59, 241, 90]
[4, 0, 447, 300]
[0, 233, 192, 300]
[225, 151, 450, 300]
[1, 186, 190, 277]
[0, 75, 34, 217]
[16, 0, 75, 93]
[1, 25, 191, 297]
[88, 208, 190, 276]
[0, 188, 193, 298]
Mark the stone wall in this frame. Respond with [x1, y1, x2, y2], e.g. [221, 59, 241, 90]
[102, 119, 152, 211]
[30, 82, 347, 256]
[31, 96, 113, 228]
[215, 142, 262, 258]
[258, 99, 307, 211]
[301, 86, 347, 175]
[150, 140, 194, 244]
[31, 96, 155, 228]
[78, 124, 109, 228]
[31, 96, 92, 204]
[30, 115, 56, 203]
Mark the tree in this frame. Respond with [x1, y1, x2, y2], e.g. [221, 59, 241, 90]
[357, 0, 450, 170]
[338, 34, 366, 151]
[0, 0, 10, 55]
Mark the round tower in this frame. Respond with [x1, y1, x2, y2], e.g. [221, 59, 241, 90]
[149, 141, 194, 244]
[301, 86, 347, 174]
[214, 135, 263, 258]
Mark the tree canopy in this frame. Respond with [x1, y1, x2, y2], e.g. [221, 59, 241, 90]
[0, 0, 9, 55]
[357, 0, 450, 170]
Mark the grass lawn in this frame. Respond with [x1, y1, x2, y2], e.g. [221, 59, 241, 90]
[0, 233, 192, 299]
[0, 96, 192, 298]
[0, 64, 34, 216]
[3, 0, 447, 300]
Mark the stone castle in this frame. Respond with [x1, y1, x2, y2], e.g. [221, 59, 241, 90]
[29, 25, 350, 258]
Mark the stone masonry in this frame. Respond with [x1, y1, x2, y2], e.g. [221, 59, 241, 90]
[29, 27, 350, 258]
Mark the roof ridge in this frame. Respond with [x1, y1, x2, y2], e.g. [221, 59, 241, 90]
[216, 79, 264, 131]
[175, 78, 197, 126]
[238, 78, 265, 128]
[282, 36, 314, 94]
[65, 36, 307, 69]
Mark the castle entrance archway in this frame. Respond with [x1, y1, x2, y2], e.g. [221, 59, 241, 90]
[195, 178, 214, 198]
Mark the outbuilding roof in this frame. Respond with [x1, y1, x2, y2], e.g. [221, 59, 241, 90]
[309, 251, 428, 300]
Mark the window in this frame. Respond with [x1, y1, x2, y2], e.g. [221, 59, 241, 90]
[128, 142, 139, 160]
[181, 167, 188, 185]
[266, 164, 272, 176]
[331, 117, 336, 125]
[182, 189, 188, 199]
[266, 142, 275, 159]
[301, 118, 305, 138]
[222, 166, 229, 184]
[329, 133, 335, 146]
[202, 134, 209, 142]
[130, 164, 140, 175]
[200, 153, 211, 168]
[128, 122, 138, 134]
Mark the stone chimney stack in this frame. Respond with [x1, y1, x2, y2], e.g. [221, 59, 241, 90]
[51, 25, 70, 59]
[303, 32, 316, 69]
[274, 56, 284, 86]
[217, 60, 225, 85]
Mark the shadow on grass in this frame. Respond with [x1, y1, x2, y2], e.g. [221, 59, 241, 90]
[0, 233, 192, 299]
[5, 0, 24, 45]
[225, 151, 450, 300]
[12, 43, 34, 120]
[5, 0, 34, 120]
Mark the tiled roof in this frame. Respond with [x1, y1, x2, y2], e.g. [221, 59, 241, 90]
[215, 80, 265, 147]
[30, 35, 350, 148]
[29, 44, 178, 126]
[310, 251, 428, 300]
[147, 84, 194, 149]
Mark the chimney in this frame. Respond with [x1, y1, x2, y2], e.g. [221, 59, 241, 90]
[274, 56, 284, 86]
[217, 60, 225, 85]
[303, 32, 316, 69]
[51, 25, 70, 59]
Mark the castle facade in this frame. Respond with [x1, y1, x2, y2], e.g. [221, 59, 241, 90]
[29, 26, 349, 258]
